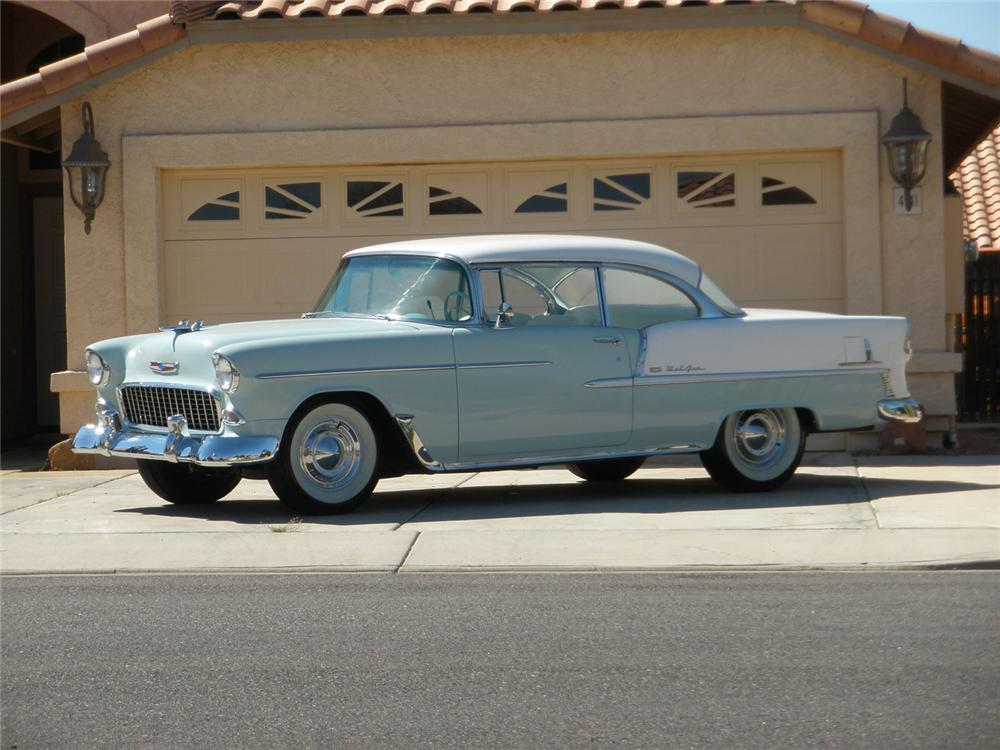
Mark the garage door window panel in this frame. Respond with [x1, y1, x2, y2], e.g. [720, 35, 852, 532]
[264, 181, 323, 221]
[347, 179, 405, 219]
[676, 170, 736, 209]
[592, 171, 652, 214]
[603, 268, 699, 328]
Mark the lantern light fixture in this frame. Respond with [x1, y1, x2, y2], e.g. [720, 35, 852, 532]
[62, 102, 110, 234]
[880, 78, 932, 212]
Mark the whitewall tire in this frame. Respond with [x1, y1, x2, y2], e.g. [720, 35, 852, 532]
[268, 401, 379, 515]
[700, 407, 805, 492]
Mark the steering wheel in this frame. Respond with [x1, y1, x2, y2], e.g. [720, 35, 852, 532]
[444, 291, 473, 322]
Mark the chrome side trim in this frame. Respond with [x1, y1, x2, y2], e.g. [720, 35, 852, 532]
[257, 364, 455, 380]
[259, 361, 552, 380]
[457, 361, 551, 370]
[877, 398, 922, 423]
[391, 416, 702, 474]
[584, 367, 889, 388]
[633, 330, 648, 377]
[394, 415, 443, 470]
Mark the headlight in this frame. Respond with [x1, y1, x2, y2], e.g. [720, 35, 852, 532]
[212, 353, 240, 392]
[85, 349, 110, 387]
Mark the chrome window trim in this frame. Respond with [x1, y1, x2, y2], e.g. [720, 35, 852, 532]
[599, 262, 716, 321]
[584, 367, 889, 389]
[312, 250, 484, 328]
[323, 251, 736, 329]
[116, 381, 225, 435]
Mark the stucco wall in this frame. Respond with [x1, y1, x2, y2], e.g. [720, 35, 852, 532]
[55, 23, 958, 440]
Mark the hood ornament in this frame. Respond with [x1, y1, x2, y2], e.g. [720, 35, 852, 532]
[159, 319, 207, 334]
[149, 361, 180, 375]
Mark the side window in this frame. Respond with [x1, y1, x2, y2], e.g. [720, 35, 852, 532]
[602, 268, 698, 329]
[479, 265, 601, 327]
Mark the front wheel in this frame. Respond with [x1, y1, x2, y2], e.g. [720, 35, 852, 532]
[568, 457, 645, 482]
[700, 408, 805, 492]
[268, 401, 379, 515]
[136, 460, 240, 504]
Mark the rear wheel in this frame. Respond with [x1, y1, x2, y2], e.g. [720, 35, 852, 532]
[700, 408, 805, 492]
[568, 457, 645, 482]
[136, 460, 240, 504]
[268, 401, 379, 515]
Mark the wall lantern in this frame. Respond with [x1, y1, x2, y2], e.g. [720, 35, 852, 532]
[62, 102, 110, 234]
[880, 78, 931, 212]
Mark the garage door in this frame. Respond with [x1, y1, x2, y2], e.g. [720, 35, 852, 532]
[161, 153, 842, 324]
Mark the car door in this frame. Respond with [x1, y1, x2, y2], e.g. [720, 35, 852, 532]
[453, 264, 635, 462]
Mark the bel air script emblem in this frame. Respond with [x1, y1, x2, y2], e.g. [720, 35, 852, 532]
[149, 361, 180, 375]
[649, 364, 706, 374]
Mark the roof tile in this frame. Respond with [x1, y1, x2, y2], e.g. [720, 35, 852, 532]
[38, 55, 92, 95]
[799, 0, 864, 34]
[137, 15, 187, 49]
[899, 24, 958, 70]
[952, 126, 1000, 251]
[4, 1, 1000, 124]
[85, 31, 146, 76]
[856, 8, 908, 50]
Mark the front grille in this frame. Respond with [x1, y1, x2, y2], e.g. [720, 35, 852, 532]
[120, 385, 221, 432]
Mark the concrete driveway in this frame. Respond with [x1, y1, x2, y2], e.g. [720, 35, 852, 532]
[2, 454, 998, 573]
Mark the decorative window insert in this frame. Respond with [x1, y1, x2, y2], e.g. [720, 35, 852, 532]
[428, 186, 482, 216]
[677, 171, 735, 208]
[515, 183, 568, 214]
[188, 191, 240, 221]
[592, 172, 651, 212]
[346, 180, 404, 218]
[264, 181, 322, 219]
[760, 177, 817, 206]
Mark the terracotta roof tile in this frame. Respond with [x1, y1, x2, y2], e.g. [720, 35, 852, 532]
[952, 126, 1000, 251]
[854, 7, 906, 49]
[1, 14, 184, 121]
[37, 56, 92, 94]
[3, 1, 999, 124]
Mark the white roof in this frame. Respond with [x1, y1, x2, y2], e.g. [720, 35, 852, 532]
[344, 234, 703, 287]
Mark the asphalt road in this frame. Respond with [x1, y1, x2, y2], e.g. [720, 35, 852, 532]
[2, 573, 998, 749]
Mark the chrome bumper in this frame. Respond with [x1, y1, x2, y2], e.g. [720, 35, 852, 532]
[72, 415, 278, 467]
[877, 398, 923, 423]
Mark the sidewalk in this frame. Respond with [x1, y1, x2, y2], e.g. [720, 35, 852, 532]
[1, 454, 998, 574]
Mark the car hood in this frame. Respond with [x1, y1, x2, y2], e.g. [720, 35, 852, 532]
[96, 317, 425, 385]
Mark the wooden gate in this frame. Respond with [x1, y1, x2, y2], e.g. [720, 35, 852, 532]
[958, 251, 1000, 422]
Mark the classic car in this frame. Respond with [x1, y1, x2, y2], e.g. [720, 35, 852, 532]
[73, 234, 921, 514]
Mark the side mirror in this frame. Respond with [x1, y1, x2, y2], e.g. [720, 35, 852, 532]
[494, 302, 515, 330]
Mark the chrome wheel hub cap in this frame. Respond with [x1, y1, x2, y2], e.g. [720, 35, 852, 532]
[731, 409, 786, 466]
[299, 419, 362, 490]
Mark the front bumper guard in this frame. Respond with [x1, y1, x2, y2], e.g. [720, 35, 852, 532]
[877, 398, 923, 424]
[72, 408, 277, 467]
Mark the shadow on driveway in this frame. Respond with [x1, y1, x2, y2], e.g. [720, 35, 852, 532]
[111, 471, 1000, 526]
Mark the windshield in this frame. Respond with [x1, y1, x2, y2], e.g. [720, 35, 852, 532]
[698, 272, 744, 316]
[314, 255, 474, 322]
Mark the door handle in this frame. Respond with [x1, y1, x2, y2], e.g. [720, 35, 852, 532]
[593, 336, 622, 346]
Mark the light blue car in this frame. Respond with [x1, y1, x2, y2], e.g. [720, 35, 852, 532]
[74, 235, 921, 514]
